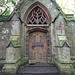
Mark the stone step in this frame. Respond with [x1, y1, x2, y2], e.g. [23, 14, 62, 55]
[17, 63, 60, 75]
[17, 73, 60, 75]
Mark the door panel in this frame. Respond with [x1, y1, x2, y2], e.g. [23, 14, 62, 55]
[29, 32, 47, 63]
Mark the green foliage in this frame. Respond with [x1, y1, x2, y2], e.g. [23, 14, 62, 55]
[11, 0, 16, 5]
[17, 0, 21, 6]
[56, 0, 75, 16]
[0, 0, 75, 16]
[0, 0, 21, 16]
[3, 9, 10, 16]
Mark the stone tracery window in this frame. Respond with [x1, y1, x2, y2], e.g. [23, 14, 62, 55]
[27, 6, 48, 24]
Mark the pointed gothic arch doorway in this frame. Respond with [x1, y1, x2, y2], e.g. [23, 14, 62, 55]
[24, 2, 52, 63]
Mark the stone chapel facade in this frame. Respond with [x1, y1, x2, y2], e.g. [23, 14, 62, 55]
[0, 0, 75, 74]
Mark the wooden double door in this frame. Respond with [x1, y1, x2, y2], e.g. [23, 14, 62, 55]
[29, 31, 47, 63]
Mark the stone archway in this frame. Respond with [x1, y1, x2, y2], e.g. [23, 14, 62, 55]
[23, 1, 52, 63]
[27, 28, 48, 63]
[24, 1, 52, 24]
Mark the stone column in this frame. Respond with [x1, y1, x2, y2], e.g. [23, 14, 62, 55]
[24, 24, 28, 62]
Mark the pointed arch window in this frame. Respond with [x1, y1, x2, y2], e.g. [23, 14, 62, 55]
[27, 6, 48, 24]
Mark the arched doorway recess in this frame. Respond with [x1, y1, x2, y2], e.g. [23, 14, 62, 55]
[24, 2, 52, 63]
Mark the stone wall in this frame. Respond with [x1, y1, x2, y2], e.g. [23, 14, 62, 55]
[0, 13, 21, 59]
[19, 0, 59, 60]
[65, 21, 75, 56]
[55, 15, 65, 44]
[0, 0, 74, 74]
[0, 22, 12, 59]
[0, 0, 75, 61]
[20, 0, 59, 22]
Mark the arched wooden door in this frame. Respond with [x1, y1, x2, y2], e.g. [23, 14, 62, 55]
[24, 2, 52, 63]
[29, 31, 47, 63]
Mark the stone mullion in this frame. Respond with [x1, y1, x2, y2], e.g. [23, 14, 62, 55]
[47, 33, 50, 52]
[46, 32, 52, 63]
[24, 25, 27, 59]
[26, 32, 29, 60]
[48, 25, 53, 63]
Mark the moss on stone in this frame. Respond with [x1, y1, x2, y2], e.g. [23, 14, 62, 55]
[6, 35, 21, 48]
[2, 58, 21, 73]
[20, 57, 28, 65]
[9, 36, 18, 41]
[5, 57, 21, 63]
[29, 60, 35, 64]
[55, 58, 74, 75]
[71, 56, 75, 60]
[0, 22, 3, 25]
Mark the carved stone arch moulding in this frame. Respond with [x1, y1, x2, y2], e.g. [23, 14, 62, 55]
[24, 1, 52, 25]
[27, 27, 48, 33]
